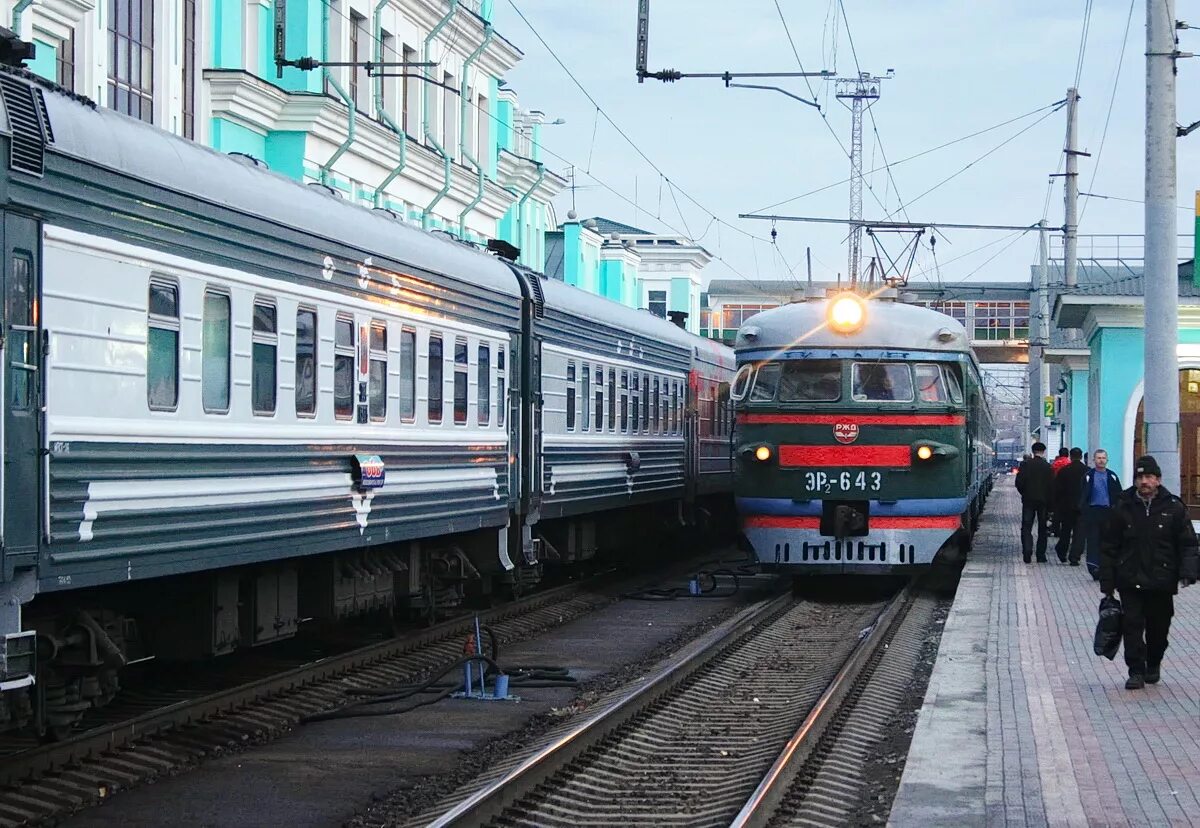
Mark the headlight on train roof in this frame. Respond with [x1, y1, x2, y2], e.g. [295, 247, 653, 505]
[827, 293, 866, 334]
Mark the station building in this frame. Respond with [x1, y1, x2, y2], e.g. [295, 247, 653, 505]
[6, 0, 564, 266]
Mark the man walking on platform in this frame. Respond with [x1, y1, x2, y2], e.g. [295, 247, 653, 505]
[1100, 456, 1198, 689]
[1016, 442, 1053, 563]
[1049, 448, 1071, 537]
[1053, 447, 1087, 563]
[1077, 449, 1122, 578]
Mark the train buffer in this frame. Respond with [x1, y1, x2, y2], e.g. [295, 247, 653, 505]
[889, 477, 1200, 826]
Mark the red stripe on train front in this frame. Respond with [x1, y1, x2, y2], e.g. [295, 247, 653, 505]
[744, 516, 960, 530]
[739, 413, 965, 426]
[779, 445, 911, 467]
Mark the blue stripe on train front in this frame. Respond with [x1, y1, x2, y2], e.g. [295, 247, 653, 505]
[736, 496, 969, 517]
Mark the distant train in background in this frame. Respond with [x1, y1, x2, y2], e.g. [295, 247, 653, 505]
[731, 290, 994, 574]
[994, 437, 1021, 474]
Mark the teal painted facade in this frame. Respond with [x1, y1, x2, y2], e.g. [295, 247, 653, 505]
[211, 117, 267, 158]
[265, 130, 308, 180]
[1068, 369, 1088, 452]
[212, 0, 243, 69]
[486, 78, 500, 179]
[282, 0, 323, 92]
[1091, 328, 1141, 482]
[258, 3, 274, 79]
[27, 39, 55, 82]
[669, 277, 690, 318]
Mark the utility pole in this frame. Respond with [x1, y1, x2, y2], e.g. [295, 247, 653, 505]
[836, 72, 885, 286]
[1063, 87, 1083, 288]
[1030, 220, 1050, 439]
[1145, 0, 1180, 492]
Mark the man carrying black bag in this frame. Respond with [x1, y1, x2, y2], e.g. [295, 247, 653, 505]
[1099, 455, 1199, 689]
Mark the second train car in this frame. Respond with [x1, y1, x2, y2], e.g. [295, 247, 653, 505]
[731, 290, 994, 573]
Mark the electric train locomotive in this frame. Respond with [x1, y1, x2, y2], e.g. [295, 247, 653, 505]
[0, 65, 734, 736]
[731, 290, 994, 574]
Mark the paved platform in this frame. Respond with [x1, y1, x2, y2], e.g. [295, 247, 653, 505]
[891, 477, 1200, 827]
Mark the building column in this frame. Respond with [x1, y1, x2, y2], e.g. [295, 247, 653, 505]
[1061, 354, 1089, 453]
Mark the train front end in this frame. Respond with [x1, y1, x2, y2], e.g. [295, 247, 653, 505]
[732, 292, 985, 574]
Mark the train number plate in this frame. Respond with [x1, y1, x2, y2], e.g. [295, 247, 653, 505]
[801, 470, 883, 495]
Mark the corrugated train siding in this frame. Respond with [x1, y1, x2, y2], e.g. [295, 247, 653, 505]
[44, 441, 509, 590]
[540, 443, 685, 517]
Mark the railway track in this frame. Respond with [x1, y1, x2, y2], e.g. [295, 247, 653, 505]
[415, 582, 938, 828]
[0, 576, 625, 827]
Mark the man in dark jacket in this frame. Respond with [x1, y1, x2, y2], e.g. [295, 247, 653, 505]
[1100, 455, 1198, 689]
[1015, 441, 1053, 563]
[1077, 449, 1123, 579]
[1053, 447, 1087, 563]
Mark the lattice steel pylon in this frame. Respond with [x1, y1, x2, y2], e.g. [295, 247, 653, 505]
[835, 72, 884, 286]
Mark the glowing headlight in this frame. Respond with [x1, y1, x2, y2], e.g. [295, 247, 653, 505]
[827, 293, 866, 334]
[916, 445, 934, 461]
[755, 445, 772, 462]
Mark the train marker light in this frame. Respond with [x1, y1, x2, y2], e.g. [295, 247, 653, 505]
[755, 445, 772, 462]
[916, 445, 934, 461]
[827, 293, 866, 334]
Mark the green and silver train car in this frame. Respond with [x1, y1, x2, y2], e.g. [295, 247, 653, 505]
[731, 291, 994, 573]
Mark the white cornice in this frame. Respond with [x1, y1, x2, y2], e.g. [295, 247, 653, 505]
[599, 244, 641, 267]
[496, 149, 567, 201]
[30, 0, 93, 40]
[406, 2, 524, 77]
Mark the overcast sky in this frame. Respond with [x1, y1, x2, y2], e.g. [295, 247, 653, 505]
[489, 0, 1200, 293]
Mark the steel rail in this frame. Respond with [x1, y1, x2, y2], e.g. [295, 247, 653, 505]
[427, 589, 795, 828]
[729, 584, 914, 827]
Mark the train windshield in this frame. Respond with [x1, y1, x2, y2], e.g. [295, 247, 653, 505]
[778, 360, 841, 402]
[851, 363, 914, 402]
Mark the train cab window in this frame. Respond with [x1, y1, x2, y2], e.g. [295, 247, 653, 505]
[252, 301, 277, 415]
[478, 344, 491, 425]
[497, 346, 506, 427]
[334, 315, 355, 419]
[942, 365, 964, 404]
[566, 361, 576, 430]
[631, 373, 641, 432]
[399, 328, 416, 421]
[453, 339, 469, 425]
[620, 371, 629, 431]
[608, 369, 616, 432]
[594, 367, 604, 430]
[749, 363, 780, 402]
[730, 364, 753, 402]
[369, 322, 387, 421]
[852, 363, 914, 402]
[581, 362, 590, 430]
[147, 280, 179, 410]
[202, 290, 231, 413]
[777, 360, 841, 402]
[428, 333, 444, 423]
[295, 308, 317, 416]
[914, 363, 949, 403]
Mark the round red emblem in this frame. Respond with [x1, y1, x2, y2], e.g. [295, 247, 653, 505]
[834, 422, 859, 444]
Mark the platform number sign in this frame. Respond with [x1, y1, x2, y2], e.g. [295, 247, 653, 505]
[1044, 395, 1055, 418]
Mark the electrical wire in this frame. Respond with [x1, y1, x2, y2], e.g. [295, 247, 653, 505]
[1079, 0, 1136, 224]
[1073, 0, 1095, 90]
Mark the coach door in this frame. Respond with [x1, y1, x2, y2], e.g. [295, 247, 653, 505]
[2, 213, 41, 564]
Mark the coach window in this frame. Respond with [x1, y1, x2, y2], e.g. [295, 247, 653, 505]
[580, 362, 590, 430]
[478, 344, 491, 425]
[642, 374, 650, 431]
[914, 363, 949, 403]
[497, 346, 507, 427]
[749, 363, 781, 403]
[566, 361, 577, 430]
[631, 373, 640, 432]
[454, 338, 469, 424]
[852, 363, 914, 402]
[594, 366, 604, 431]
[718, 382, 731, 435]
[400, 327, 416, 421]
[252, 301, 277, 415]
[652, 377, 660, 433]
[608, 369, 616, 432]
[428, 333, 444, 423]
[777, 360, 841, 402]
[672, 381, 680, 433]
[201, 290, 230, 413]
[620, 371, 629, 432]
[295, 309, 317, 416]
[662, 380, 671, 433]
[334, 315, 355, 420]
[369, 321, 387, 421]
[147, 280, 179, 410]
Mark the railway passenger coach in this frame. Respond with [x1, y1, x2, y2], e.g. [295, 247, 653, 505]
[0, 66, 734, 736]
[732, 291, 993, 574]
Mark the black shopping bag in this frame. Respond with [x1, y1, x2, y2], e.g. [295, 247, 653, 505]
[1094, 594, 1123, 660]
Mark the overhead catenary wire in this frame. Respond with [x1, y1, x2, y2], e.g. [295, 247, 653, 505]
[1079, 0, 1136, 224]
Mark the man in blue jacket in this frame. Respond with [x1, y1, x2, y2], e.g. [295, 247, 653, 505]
[1075, 448, 1122, 578]
[1100, 456, 1198, 689]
